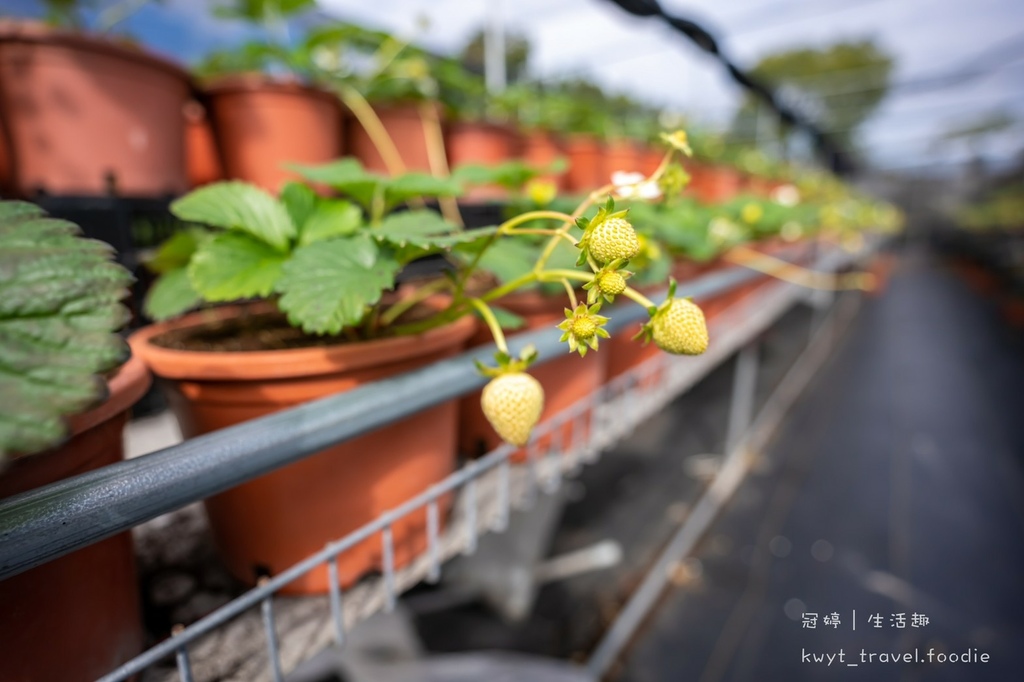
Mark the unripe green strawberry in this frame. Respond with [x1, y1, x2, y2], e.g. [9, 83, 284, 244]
[597, 270, 627, 297]
[588, 217, 640, 264]
[481, 372, 545, 446]
[651, 298, 708, 355]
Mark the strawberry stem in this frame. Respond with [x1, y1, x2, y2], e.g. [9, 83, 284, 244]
[469, 298, 508, 355]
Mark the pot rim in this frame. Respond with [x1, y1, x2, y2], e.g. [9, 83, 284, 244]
[446, 119, 518, 135]
[202, 73, 340, 105]
[0, 19, 192, 84]
[129, 304, 478, 381]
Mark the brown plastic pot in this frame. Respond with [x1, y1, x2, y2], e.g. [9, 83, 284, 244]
[0, 20, 190, 197]
[687, 162, 743, 204]
[445, 120, 521, 200]
[203, 75, 343, 193]
[184, 99, 223, 188]
[520, 129, 568, 191]
[459, 291, 606, 460]
[601, 138, 643, 179]
[564, 133, 605, 193]
[347, 102, 436, 175]
[129, 306, 476, 594]
[0, 355, 151, 682]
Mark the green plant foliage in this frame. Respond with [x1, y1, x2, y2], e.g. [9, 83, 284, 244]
[171, 182, 296, 251]
[212, 0, 314, 21]
[144, 267, 200, 321]
[287, 160, 463, 214]
[276, 236, 400, 334]
[145, 171, 480, 335]
[188, 233, 288, 301]
[144, 228, 207, 274]
[0, 201, 133, 460]
[298, 201, 363, 246]
[452, 161, 540, 191]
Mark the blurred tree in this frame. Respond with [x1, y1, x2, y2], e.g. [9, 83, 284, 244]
[459, 28, 531, 83]
[212, 0, 315, 22]
[731, 39, 894, 152]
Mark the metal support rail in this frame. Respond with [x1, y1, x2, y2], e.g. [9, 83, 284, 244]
[0, 256, 807, 582]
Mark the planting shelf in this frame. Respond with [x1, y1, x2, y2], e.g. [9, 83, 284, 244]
[116, 248, 865, 682]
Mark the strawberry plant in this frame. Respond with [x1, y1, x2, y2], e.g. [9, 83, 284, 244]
[145, 132, 710, 446]
[0, 200, 133, 462]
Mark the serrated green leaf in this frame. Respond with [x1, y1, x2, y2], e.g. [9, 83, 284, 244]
[299, 200, 364, 246]
[145, 228, 208, 275]
[374, 210, 485, 250]
[276, 235, 400, 335]
[171, 181, 296, 251]
[280, 181, 319, 232]
[0, 200, 46, 222]
[188, 233, 287, 301]
[451, 162, 537, 191]
[384, 173, 463, 209]
[145, 268, 202, 320]
[287, 158, 384, 211]
[0, 200, 132, 460]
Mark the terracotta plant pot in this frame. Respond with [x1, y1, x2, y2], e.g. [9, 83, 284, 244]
[445, 120, 521, 200]
[602, 138, 643, 179]
[184, 99, 223, 188]
[564, 133, 605, 193]
[0, 20, 190, 197]
[347, 102, 436, 175]
[459, 291, 606, 459]
[742, 174, 773, 197]
[203, 75, 343, 193]
[520, 129, 568, 192]
[687, 162, 743, 204]
[0, 355, 151, 682]
[867, 251, 897, 298]
[130, 306, 476, 594]
[605, 323, 663, 383]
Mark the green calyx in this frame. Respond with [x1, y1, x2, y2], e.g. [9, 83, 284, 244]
[474, 344, 539, 378]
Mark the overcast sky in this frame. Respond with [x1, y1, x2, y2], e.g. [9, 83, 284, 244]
[318, 0, 1024, 171]
[6, 0, 1023, 172]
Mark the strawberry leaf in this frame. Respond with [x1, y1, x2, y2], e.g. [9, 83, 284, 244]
[374, 210, 495, 260]
[171, 181, 296, 252]
[287, 158, 384, 211]
[276, 235, 400, 335]
[188, 232, 287, 301]
[144, 268, 201, 321]
[299, 200, 363, 246]
[384, 174, 462, 209]
[280, 181, 319, 232]
[0, 200, 133, 460]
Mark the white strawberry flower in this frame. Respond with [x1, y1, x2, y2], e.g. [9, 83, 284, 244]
[771, 184, 801, 207]
[612, 171, 662, 201]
